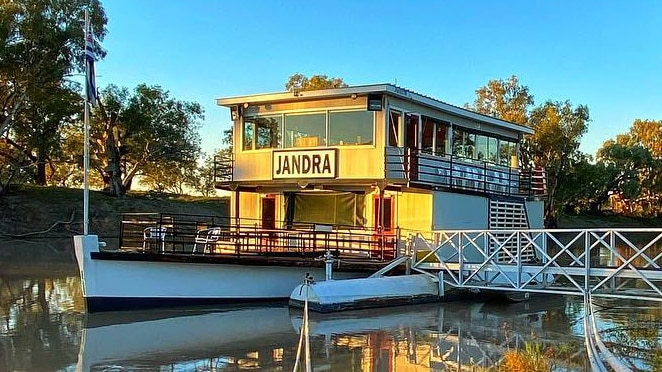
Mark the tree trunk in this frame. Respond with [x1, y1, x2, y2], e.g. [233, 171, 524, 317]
[105, 136, 124, 196]
[101, 111, 126, 197]
[36, 159, 47, 185]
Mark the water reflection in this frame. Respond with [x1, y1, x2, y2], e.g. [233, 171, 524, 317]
[75, 300, 590, 371]
[14, 237, 662, 372]
[1, 275, 84, 371]
[1, 267, 591, 371]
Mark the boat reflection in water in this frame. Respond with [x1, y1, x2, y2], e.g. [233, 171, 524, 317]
[77, 297, 587, 371]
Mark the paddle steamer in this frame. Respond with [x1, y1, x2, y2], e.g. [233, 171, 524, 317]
[74, 84, 546, 311]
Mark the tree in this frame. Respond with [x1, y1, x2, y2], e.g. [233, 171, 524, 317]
[596, 138, 653, 214]
[0, 0, 107, 186]
[190, 151, 221, 197]
[553, 154, 605, 214]
[467, 75, 533, 126]
[139, 159, 196, 194]
[630, 119, 662, 157]
[528, 100, 590, 220]
[221, 73, 348, 154]
[87, 84, 203, 196]
[591, 121, 662, 217]
[285, 73, 347, 92]
[468, 76, 590, 225]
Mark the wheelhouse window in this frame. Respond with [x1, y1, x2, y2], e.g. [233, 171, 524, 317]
[452, 128, 476, 160]
[500, 140, 517, 167]
[388, 111, 402, 147]
[329, 110, 374, 146]
[284, 113, 326, 148]
[487, 137, 498, 163]
[476, 134, 488, 161]
[422, 117, 449, 156]
[243, 115, 282, 151]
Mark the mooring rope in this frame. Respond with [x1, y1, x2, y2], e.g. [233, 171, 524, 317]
[584, 292, 634, 372]
[293, 275, 313, 372]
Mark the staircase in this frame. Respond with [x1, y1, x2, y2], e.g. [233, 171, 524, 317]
[489, 199, 535, 263]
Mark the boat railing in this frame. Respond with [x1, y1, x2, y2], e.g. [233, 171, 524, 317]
[385, 147, 548, 197]
[118, 213, 400, 261]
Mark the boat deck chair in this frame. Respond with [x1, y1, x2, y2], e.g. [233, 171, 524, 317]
[143, 226, 167, 252]
[194, 227, 224, 254]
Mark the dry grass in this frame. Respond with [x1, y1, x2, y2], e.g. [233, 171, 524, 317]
[0, 185, 228, 239]
[495, 342, 554, 372]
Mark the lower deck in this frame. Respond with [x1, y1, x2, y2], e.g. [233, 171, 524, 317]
[118, 212, 402, 263]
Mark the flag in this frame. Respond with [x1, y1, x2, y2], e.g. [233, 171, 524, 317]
[85, 27, 97, 106]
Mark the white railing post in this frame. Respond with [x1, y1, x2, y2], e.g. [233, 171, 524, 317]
[609, 230, 616, 293]
[517, 230, 522, 289]
[458, 232, 464, 285]
[584, 231, 590, 297]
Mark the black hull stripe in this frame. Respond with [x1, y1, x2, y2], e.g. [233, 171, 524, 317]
[86, 296, 289, 313]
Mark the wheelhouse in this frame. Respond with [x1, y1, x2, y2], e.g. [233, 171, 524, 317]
[215, 84, 546, 257]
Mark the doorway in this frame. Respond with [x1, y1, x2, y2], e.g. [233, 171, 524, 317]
[373, 196, 393, 233]
[372, 195, 395, 260]
[261, 195, 276, 230]
[406, 113, 419, 181]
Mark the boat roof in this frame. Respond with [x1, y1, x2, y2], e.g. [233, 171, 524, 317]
[216, 83, 533, 134]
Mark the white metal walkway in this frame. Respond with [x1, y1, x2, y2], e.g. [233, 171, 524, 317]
[408, 228, 662, 372]
[410, 228, 662, 302]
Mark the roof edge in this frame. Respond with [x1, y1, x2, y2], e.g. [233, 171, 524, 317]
[216, 83, 533, 134]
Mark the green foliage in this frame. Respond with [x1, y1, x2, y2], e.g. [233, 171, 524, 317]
[0, 139, 31, 194]
[468, 75, 533, 125]
[0, 0, 107, 186]
[468, 76, 590, 223]
[528, 100, 590, 218]
[554, 154, 604, 214]
[139, 159, 196, 194]
[189, 152, 221, 197]
[595, 121, 662, 216]
[82, 84, 203, 196]
[222, 73, 347, 156]
[285, 73, 347, 92]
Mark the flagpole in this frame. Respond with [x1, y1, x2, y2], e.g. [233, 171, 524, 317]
[83, 9, 90, 236]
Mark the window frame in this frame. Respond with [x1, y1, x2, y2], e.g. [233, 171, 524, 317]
[241, 107, 375, 152]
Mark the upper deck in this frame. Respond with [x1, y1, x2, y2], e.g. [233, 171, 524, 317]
[215, 84, 545, 197]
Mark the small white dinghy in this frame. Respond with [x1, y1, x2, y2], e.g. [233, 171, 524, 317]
[289, 274, 441, 312]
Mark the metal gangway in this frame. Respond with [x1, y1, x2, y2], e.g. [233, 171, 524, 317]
[409, 228, 662, 372]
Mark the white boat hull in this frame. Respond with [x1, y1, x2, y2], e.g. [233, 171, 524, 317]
[289, 274, 441, 312]
[73, 235, 363, 312]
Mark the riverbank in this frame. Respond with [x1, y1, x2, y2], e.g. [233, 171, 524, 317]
[2, 185, 657, 239]
[1, 185, 659, 263]
[0, 185, 229, 239]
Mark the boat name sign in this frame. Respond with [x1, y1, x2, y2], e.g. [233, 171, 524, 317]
[273, 149, 337, 179]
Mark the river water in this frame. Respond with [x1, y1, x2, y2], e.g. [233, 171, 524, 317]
[1, 239, 660, 371]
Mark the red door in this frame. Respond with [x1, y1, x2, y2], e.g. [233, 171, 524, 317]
[373, 196, 394, 260]
[406, 114, 419, 181]
[261, 196, 276, 250]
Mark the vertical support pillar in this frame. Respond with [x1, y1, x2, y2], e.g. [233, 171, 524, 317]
[458, 233, 464, 286]
[437, 271, 445, 297]
[584, 231, 590, 297]
[379, 187, 385, 259]
[542, 231, 549, 286]
[609, 230, 616, 293]
[234, 189, 240, 255]
[516, 231, 522, 289]
[234, 189, 240, 227]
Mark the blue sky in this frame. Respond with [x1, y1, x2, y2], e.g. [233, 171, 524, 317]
[96, 1, 661, 158]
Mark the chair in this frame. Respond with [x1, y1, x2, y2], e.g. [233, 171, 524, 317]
[143, 227, 167, 252]
[194, 227, 224, 254]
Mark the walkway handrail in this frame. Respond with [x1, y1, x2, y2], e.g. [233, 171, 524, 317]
[409, 228, 662, 302]
[410, 227, 661, 371]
